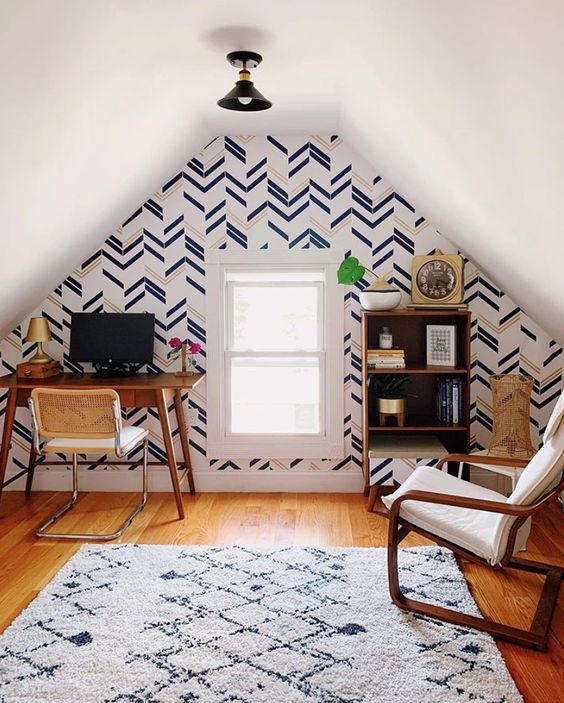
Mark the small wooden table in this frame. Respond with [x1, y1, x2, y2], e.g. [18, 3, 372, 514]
[0, 372, 205, 519]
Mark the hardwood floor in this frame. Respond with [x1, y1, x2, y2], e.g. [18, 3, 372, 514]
[0, 490, 562, 702]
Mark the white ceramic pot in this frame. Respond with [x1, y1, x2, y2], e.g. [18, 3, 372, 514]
[360, 288, 402, 311]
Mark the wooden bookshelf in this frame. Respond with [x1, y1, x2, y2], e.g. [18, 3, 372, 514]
[361, 309, 471, 494]
[367, 366, 467, 375]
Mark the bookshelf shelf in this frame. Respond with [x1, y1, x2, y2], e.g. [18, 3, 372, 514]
[367, 366, 467, 375]
[368, 420, 467, 432]
[362, 309, 471, 494]
[369, 434, 449, 459]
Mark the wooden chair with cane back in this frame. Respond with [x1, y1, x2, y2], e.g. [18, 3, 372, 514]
[377, 392, 564, 651]
[28, 387, 149, 540]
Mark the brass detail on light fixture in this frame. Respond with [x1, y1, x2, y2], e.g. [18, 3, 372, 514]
[217, 51, 272, 111]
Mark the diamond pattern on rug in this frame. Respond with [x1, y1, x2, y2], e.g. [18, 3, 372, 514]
[0, 544, 522, 702]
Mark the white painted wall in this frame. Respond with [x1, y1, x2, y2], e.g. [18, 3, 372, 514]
[1, 1, 563, 343]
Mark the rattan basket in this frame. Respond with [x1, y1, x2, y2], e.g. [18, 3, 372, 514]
[488, 374, 535, 458]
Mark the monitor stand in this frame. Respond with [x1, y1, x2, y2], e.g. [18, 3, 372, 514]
[92, 362, 142, 378]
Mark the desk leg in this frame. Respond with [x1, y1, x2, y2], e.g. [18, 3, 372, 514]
[24, 445, 37, 496]
[156, 389, 185, 520]
[0, 389, 17, 503]
[174, 390, 196, 496]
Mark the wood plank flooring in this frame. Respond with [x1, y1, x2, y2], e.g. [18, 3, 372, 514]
[0, 490, 562, 702]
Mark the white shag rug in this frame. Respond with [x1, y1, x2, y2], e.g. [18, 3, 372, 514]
[0, 544, 522, 703]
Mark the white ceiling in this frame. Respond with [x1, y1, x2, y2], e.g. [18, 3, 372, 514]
[1, 0, 563, 343]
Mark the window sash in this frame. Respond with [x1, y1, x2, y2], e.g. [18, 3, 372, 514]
[225, 270, 325, 282]
[225, 352, 325, 437]
[225, 279, 325, 353]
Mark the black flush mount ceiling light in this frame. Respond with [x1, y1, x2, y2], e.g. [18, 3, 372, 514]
[217, 51, 272, 111]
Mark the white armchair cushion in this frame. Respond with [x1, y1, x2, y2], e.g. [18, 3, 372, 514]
[507, 432, 564, 507]
[43, 425, 148, 455]
[542, 391, 564, 443]
[382, 465, 531, 565]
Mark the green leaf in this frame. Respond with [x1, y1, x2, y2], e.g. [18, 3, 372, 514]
[373, 374, 411, 398]
[337, 257, 366, 285]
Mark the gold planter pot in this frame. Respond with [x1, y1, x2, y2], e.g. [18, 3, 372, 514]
[377, 396, 406, 427]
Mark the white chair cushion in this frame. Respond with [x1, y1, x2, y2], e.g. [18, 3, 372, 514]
[507, 431, 564, 507]
[43, 425, 148, 455]
[382, 465, 530, 565]
[543, 391, 564, 443]
[484, 393, 564, 561]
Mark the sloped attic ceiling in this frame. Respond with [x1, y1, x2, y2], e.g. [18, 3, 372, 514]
[1, 0, 563, 343]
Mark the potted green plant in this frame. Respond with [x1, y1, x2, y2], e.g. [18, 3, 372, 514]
[337, 256, 401, 310]
[370, 374, 411, 427]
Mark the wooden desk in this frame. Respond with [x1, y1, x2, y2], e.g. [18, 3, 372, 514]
[0, 372, 205, 519]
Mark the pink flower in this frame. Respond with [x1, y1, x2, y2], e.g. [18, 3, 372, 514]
[169, 337, 183, 349]
[188, 342, 202, 355]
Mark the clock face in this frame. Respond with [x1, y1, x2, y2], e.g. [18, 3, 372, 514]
[416, 259, 458, 300]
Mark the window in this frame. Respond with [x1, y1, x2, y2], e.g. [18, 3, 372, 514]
[207, 251, 344, 458]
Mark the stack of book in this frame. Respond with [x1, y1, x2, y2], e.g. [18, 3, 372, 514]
[367, 349, 406, 369]
[437, 377, 463, 424]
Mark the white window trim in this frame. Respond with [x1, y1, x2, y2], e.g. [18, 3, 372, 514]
[206, 249, 344, 459]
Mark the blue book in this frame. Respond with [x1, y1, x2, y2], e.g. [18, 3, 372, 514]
[439, 380, 447, 423]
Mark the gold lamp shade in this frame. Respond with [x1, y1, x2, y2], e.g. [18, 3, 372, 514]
[25, 317, 53, 364]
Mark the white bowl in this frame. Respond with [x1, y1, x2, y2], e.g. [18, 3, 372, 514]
[360, 289, 402, 311]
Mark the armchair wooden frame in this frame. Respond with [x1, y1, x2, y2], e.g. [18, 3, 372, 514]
[378, 453, 563, 651]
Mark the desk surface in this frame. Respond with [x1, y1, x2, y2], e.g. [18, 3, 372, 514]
[0, 372, 206, 391]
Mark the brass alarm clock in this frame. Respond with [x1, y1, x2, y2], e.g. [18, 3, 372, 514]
[411, 250, 464, 305]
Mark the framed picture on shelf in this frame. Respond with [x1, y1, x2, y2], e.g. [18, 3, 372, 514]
[426, 325, 456, 366]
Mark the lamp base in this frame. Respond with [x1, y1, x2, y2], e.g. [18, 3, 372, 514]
[28, 351, 53, 365]
[28, 341, 53, 365]
[17, 360, 61, 379]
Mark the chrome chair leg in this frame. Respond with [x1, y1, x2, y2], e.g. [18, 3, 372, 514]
[110, 438, 149, 538]
[36, 454, 80, 537]
[36, 442, 149, 541]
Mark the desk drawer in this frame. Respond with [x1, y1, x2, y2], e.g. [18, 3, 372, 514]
[16, 389, 32, 406]
[116, 390, 136, 407]
[134, 390, 158, 408]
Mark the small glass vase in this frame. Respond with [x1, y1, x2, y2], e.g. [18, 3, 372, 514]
[186, 353, 198, 373]
[175, 344, 197, 377]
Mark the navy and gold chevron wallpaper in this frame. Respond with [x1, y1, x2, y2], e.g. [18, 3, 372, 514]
[1, 136, 561, 486]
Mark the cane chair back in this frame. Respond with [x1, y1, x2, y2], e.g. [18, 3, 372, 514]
[30, 388, 121, 440]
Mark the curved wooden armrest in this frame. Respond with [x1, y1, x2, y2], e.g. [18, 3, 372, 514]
[388, 490, 537, 522]
[436, 453, 530, 470]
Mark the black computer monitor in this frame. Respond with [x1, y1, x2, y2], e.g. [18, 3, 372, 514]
[69, 313, 155, 375]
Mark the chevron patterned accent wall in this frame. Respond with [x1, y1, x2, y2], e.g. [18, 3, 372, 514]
[0, 136, 561, 487]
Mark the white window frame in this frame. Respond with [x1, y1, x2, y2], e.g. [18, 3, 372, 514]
[206, 249, 344, 459]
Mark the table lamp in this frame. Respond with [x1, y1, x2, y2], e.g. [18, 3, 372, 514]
[25, 317, 54, 364]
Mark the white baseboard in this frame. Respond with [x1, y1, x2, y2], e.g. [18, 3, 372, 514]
[4, 465, 506, 496]
[3, 467, 365, 494]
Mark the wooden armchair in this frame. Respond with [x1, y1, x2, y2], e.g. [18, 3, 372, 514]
[377, 393, 564, 651]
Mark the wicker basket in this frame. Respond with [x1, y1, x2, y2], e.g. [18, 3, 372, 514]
[488, 374, 535, 458]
